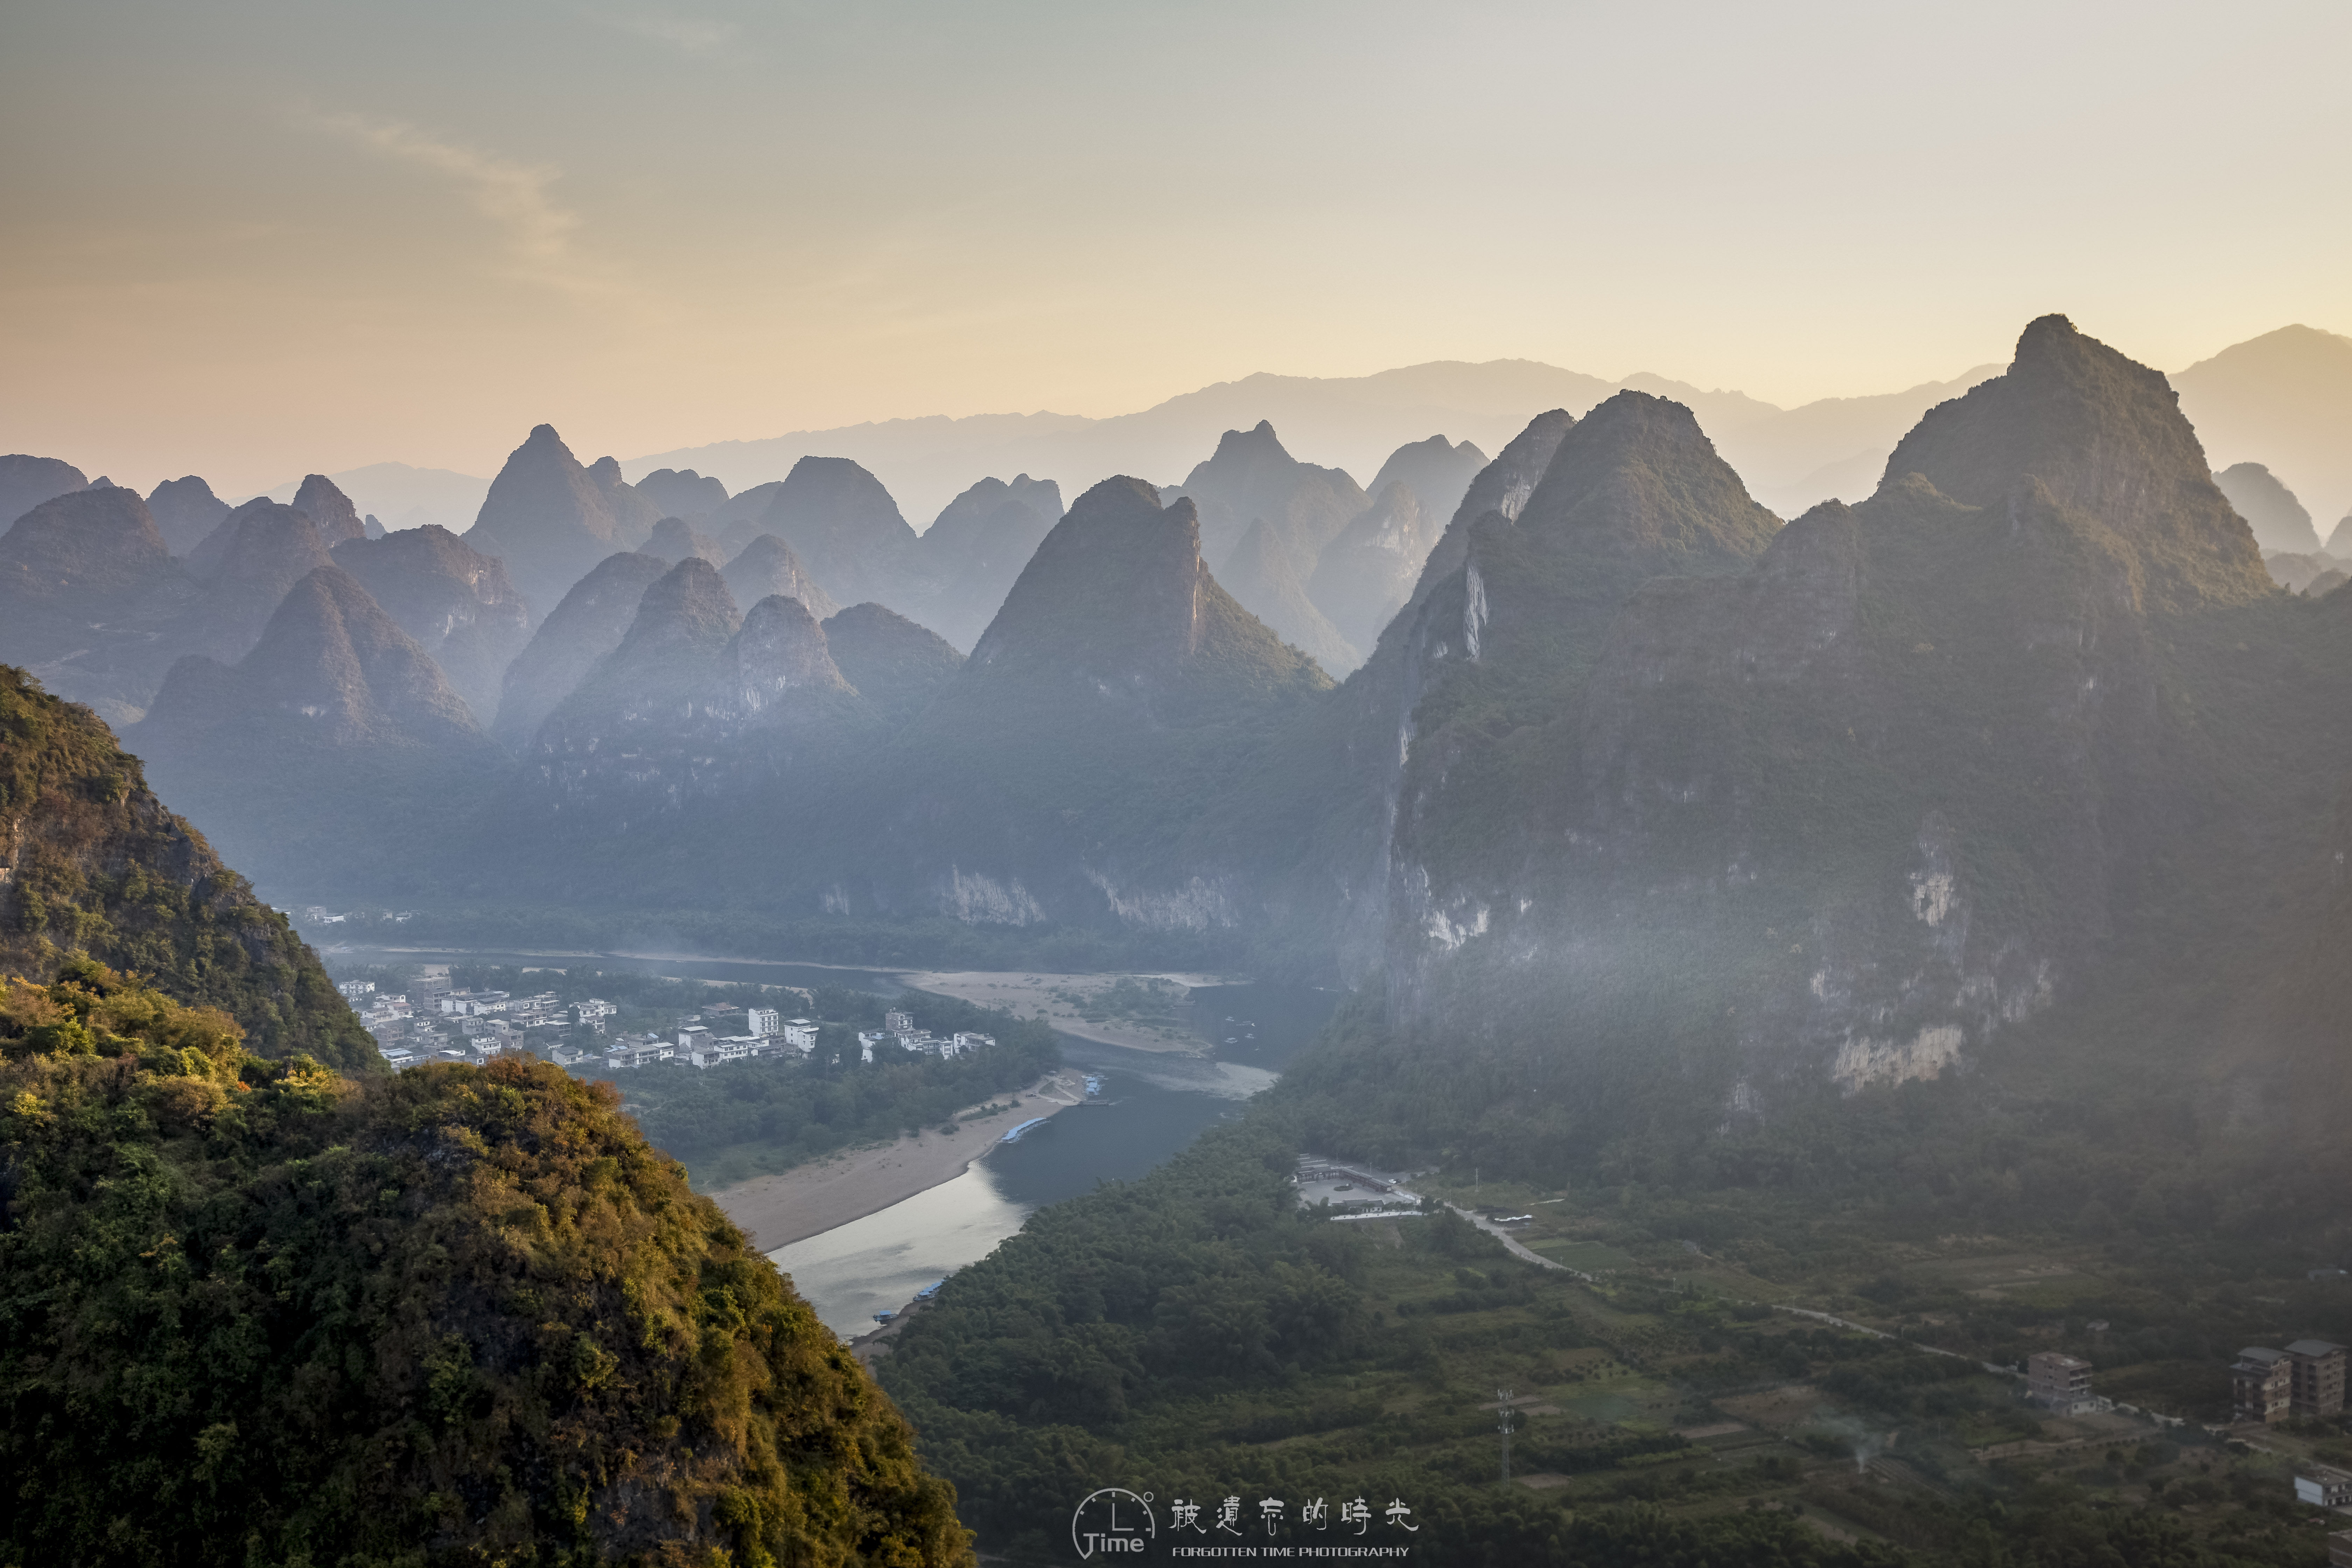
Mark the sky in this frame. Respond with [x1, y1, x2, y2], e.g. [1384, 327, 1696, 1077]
[4, 0, 2348, 497]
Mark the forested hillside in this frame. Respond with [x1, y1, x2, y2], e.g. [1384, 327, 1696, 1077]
[0, 959, 973, 1567]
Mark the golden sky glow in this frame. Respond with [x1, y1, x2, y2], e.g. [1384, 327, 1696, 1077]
[4, 0, 2347, 496]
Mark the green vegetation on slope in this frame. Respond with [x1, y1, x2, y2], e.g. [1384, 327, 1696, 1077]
[1, 958, 972, 1568]
[880, 1107, 2348, 1567]
[0, 666, 376, 1069]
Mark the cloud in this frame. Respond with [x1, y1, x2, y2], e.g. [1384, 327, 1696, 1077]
[313, 113, 630, 304]
[604, 10, 740, 58]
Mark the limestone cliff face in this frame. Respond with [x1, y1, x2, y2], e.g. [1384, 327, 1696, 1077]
[1372, 316, 2300, 1122]
[330, 525, 532, 724]
[464, 425, 659, 618]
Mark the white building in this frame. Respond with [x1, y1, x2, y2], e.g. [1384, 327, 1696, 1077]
[951, 1032, 996, 1056]
[884, 1010, 915, 1034]
[337, 980, 376, 1001]
[747, 1007, 781, 1037]
[782, 1019, 819, 1049]
[677, 1023, 712, 1053]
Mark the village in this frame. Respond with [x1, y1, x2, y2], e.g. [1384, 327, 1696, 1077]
[345, 968, 993, 1076]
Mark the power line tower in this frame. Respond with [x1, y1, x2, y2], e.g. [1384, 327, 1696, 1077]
[1497, 1387, 1516, 1484]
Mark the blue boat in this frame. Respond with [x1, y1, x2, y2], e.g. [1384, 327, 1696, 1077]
[1083, 1075, 1102, 1096]
[872, 1310, 894, 1323]
[915, 1279, 945, 1300]
[1001, 1117, 1049, 1142]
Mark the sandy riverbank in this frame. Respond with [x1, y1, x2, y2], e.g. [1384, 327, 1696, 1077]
[708, 1071, 1087, 1250]
[902, 970, 1232, 1053]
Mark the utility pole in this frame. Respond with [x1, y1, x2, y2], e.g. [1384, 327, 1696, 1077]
[1497, 1387, 1516, 1484]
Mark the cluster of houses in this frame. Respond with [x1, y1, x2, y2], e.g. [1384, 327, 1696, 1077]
[352, 977, 995, 1076]
[2231, 1338, 2347, 1423]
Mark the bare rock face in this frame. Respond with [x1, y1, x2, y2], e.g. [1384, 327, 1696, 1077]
[330, 524, 533, 723]
[292, 473, 366, 546]
[464, 425, 661, 618]
[490, 551, 671, 750]
[1353, 316, 2309, 1161]
[758, 456, 919, 610]
[635, 466, 728, 520]
[0, 454, 88, 530]
[2214, 461, 2322, 555]
[146, 475, 231, 555]
[722, 534, 840, 623]
[646, 515, 722, 565]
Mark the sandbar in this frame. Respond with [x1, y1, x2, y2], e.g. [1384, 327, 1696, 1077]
[901, 969, 1231, 1054]
[709, 1071, 1086, 1250]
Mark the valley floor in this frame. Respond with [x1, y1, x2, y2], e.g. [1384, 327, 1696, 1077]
[902, 970, 1230, 1054]
[709, 1071, 1086, 1249]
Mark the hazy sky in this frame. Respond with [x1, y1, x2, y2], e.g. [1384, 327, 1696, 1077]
[5, 0, 2347, 495]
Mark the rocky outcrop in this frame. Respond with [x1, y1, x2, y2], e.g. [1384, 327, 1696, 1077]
[292, 473, 366, 546]
[489, 551, 671, 750]
[330, 525, 533, 723]
[145, 475, 230, 555]
[464, 425, 660, 617]
[722, 534, 840, 624]
[733, 595, 858, 719]
[0, 454, 87, 530]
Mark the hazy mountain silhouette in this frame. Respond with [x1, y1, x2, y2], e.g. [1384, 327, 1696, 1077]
[329, 524, 533, 722]
[464, 425, 660, 617]
[1303, 478, 1440, 658]
[133, 566, 502, 895]
[145, 475, 230, 555]
[722, 534, 840, 623]
[291, 472, 366, 546]
[1365, 434, 1487, 527]
[0, 454, 88, 530]
[905, 475, 1063, 649]
[819, 603, 961, 726]
[2213, 461, 2321, 554]
[757, 456, 920, 609]
[2175, 324, 2352, 535]
[634, 465, 728, 520]
[490, 551, 671, 750]
[646, 514, 722, 565]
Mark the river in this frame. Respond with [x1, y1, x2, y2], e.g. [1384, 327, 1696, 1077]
[769, 984, 1330, 1338]
[323, 947, 1335, 1340]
